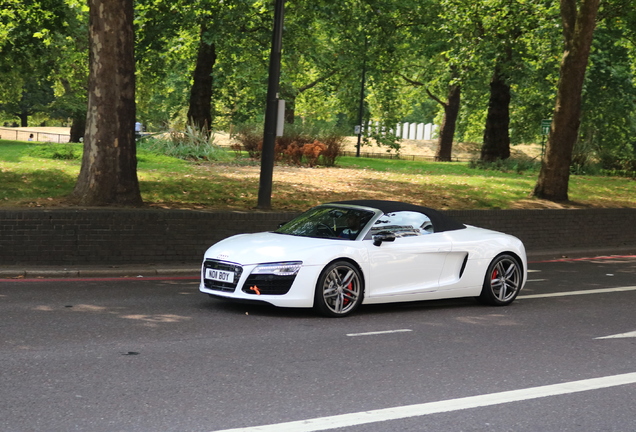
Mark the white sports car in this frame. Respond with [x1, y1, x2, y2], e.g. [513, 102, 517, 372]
[200, 200, 527, 317]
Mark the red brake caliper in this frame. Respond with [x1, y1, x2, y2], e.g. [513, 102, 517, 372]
[343, 282, 352, 306]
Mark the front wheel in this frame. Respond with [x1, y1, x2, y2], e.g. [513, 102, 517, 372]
[478, 254, 522, 306]
[314, 261, 363, 317]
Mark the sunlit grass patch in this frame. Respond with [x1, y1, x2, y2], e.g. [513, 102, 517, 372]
[0, 140, 634, 211]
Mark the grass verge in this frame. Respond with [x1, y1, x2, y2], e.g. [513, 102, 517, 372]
[1, 140, 634, 211]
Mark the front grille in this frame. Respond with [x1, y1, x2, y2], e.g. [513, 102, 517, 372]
[203, 260, 243, 292]
[242, 274, 297, 295]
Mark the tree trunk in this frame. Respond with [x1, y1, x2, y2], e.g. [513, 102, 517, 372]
[481, 65, 511, 162]
[534, 0, 600, 201]
[187, 24, 216, 132]
[18, 112, 28, 127]
[284, 96, 296, 124]
[72, 0, 142, 206]
[435, 84, 461, 162]
[69, 111, 86, 143]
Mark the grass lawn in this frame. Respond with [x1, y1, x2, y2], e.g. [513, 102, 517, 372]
[1, 140, 634, 211]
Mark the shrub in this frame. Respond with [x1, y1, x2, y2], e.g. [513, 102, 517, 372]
[27, 144, 81, 160]
[599, 154, 636, 178]
[139, 124, 231, 162]
[273, 125, 313, 163]
[231, 122, 345, 167]
[232, 124, 262, 158]
[303, 141, 327, 167]
[318, 134, 344, 167]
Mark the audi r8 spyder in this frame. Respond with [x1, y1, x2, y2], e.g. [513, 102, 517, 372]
[200, 200, 527, 317]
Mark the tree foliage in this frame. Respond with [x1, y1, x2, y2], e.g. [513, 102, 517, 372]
[0, 0, 87, 127]
[1, 0, 635, 205]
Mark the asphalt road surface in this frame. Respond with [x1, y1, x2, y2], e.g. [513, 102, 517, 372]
[1, 256, 635, 432]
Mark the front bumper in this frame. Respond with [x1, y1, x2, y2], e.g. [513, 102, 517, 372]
[199, 259, 319, 308]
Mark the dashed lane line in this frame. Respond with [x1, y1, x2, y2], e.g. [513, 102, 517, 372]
[347, 329, 412, 337]
[596, 331, 636, 339]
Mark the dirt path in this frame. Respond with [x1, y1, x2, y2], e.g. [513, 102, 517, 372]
[11, 127, 542, 161]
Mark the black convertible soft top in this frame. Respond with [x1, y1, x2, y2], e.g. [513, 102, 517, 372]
[330, 200, 466, 233]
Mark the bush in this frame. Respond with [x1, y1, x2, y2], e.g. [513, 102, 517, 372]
[231, 122, 345, 167]
[274, 125, 314, 164]
[139, 124, 232, 162]
[231, 124, 263, 158]
[318, 133, 344, 167]
[27, 144, 82, 160]
[599, 154, 636, 178]
[303, 141, 327, 167]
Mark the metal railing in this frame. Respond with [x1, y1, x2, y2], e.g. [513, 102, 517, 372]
[0, 127, 70, 143]
[217, 144, 470, 163]
[339, 150, 467, 162]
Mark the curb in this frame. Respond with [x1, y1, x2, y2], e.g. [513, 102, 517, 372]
[2, 248, 634, 280]
[0, 265, 200, 280]
[526, 247, 636, 262]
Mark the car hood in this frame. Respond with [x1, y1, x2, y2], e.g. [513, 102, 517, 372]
[203, 232, 351, 266]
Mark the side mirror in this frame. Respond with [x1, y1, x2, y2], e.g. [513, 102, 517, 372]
[372, 232, 396, 246]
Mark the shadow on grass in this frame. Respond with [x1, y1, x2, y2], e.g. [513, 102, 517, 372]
[267, 174, 534, 210]
[0, 169, 76, 201]
[139, 175, 261, 209]
[0, 142, 30, 162]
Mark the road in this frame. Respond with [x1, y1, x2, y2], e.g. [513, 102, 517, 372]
[1, 256, 635, 432]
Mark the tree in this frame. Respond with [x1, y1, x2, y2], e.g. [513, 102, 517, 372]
[575, 5, 636, 170]
[48, 1, 90, 142]
[186, 22, 216, 131]
[134, 0, 269, 131]
[481, 62, 511, 161]
[533, 0, 600, 201]
[425, 77, 461, 161]
[479, 1, 521, 162]
[399, 0, 477, 161]
[135, 0, 197, 130]
[0, 0, 72, 127]
[71, 0, 142, 206]
[1, 79, 54, 126]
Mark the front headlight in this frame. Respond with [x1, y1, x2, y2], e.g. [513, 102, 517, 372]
[251, 261, 303, 276]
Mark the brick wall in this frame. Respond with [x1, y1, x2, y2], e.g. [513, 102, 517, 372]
[1, 208, 634, 265]
[444, 208, 636, 253]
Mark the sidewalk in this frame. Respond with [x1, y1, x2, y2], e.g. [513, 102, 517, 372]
[0, 263, 201, 279]
[1, 247, 634, 280]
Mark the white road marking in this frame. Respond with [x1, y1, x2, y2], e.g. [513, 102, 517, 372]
[527, 269, 542, 273]
[518, 286, 636, 299]
[526, 279, 547, 282]
[596, 331, 636, 339]
[347, 329, 412, 337]
[212, 372, 636, 432]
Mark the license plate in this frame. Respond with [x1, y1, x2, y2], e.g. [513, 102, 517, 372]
[206, 268, 234, 284]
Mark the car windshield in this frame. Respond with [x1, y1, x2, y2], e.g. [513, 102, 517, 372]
[275, 206, 376, 240]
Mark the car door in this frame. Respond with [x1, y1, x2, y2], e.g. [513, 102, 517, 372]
[363, 211, 453, 298]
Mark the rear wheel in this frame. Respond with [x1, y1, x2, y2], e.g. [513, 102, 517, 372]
[314, 261, 363, 317]
[479, 254, 522, 306]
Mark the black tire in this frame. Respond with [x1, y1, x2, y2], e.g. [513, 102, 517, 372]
[314, 261, 363, 317]
[478, 254, 522, 306]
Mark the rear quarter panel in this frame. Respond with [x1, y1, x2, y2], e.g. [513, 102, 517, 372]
[445, 225, 527, 292]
